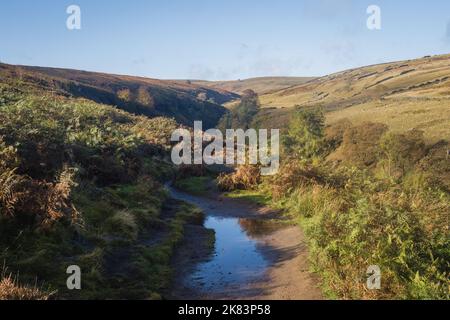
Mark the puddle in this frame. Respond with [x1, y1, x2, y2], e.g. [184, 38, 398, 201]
[167, 185, 284, 296]
[186, 216, 269, 293]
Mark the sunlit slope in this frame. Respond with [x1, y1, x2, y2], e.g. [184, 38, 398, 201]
[259, 54, 450, 142]
[192, 77, 315, 95]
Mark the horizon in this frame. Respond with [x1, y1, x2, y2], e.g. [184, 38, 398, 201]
[2, 0, 450, 80]
[2, 51, 448, 82]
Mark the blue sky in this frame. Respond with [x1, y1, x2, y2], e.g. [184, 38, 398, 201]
[1, 0, 450, 80]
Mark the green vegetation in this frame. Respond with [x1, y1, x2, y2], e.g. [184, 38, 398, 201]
[1, 54, 449, 300]
[218, 89, 260, 131]
[0, 80, 206, 299]
[218, 107, 449, 300]
[225, 189, 271, 206]
[0, 63, 235, 129]
[283, 107, 325, 160]
[174, 176, 211, 195]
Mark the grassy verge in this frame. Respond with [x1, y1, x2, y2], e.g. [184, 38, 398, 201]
[225, 189, 271, 206]
[216, 106, 449, 300]
[0, 180, 208, 299]
[174, 176, 212, 195]
[0, 89, 210, 299]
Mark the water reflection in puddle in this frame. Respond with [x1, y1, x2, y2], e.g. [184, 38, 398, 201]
[186, 216, 269, 292]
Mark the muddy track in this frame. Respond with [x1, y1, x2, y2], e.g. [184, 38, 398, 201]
[167, 186, 323, 300]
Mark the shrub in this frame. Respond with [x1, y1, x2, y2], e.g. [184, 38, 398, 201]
[267, 118, 449, 299]
[0, 90, 182, 299]
[282, 107, 325, 160]
[277, 164, 449, 299]
[379, 129, 427, 179]
[341, 122, 388, 167]
[217, 165, 261, 191]
[325, 118, 353, 151]
[0, 167, 80, 228]
[268, 161, 327, 199]
[0, 136, 20, 171]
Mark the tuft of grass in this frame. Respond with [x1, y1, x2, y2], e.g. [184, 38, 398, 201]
[0, 269, 55, 300]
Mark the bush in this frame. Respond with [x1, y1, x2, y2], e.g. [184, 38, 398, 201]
[271, 163, 449, 299]
[325, 118, 353, 151]
[379, 129, 427, 179]
[268, 161, 327, 199]
[0, 90, 180, 299]
[217, 165, 261, 191]
[266, 117, 449, 299]
[341, 122, 388, 167]
[283, 107, 325, 160]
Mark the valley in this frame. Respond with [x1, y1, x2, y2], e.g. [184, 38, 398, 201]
[0, 52, 449, 300]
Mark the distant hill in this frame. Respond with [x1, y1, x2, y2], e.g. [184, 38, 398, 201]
[191, 77, 315, 95]
[258, 54, 450, 143]
[0, 63, 239, 128]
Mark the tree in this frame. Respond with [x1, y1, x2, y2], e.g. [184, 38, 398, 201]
[137, 86, 154, 108]
[283, 107, 325, 160]
[218, 89, 260, 131]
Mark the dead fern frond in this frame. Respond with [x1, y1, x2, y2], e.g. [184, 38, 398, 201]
[0, 169, 26, 216]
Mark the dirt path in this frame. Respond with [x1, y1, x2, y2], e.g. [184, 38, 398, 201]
[167, 186, 323, 300]
[248, 226, 323, 300]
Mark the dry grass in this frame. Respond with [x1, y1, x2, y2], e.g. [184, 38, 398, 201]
[192, 77, 315, 95]
[0, 167, 80, 228]
[0, 270, 54, 300]
[259, 54, 450, 143]
[326, 98, 450, 144]
[217, 165, 261, 191]
[260, 54, 450, 109]
[0, 169, 25, 216]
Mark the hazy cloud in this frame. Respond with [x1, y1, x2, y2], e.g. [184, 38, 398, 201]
[132, 57, 147, 65]
[188, 43, 315, 81]
[188, 55, 312, 81]
[188, 64, 231, 80]
[445, 21, 450, 43]
[321, 41, 356, 65]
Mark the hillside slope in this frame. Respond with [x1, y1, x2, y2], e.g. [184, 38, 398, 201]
[192, 77, 314, 95]
[259, 54, 450, 142]
[0, 63, 239, 128]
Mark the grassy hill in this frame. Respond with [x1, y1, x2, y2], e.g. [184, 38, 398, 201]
[0, 54, 448, 300]
[258, 54, 450, 143]
[191, 76, 314, 95]
[217, 55, 450, 300]
[0, 65, 218, 299]
[0, 63, 239, 129]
